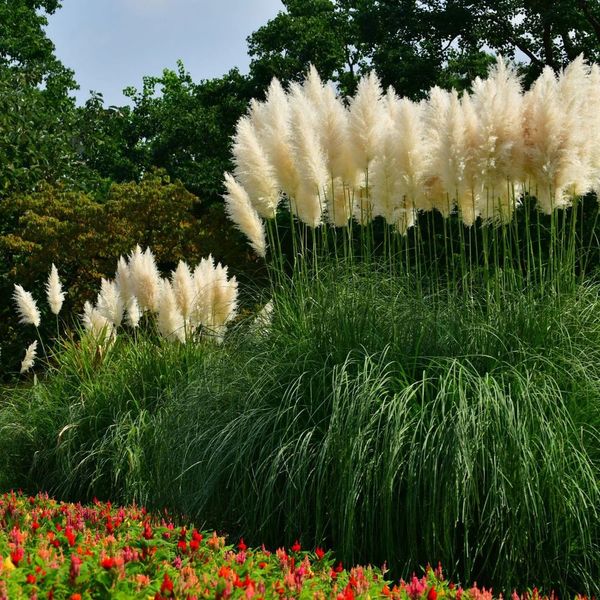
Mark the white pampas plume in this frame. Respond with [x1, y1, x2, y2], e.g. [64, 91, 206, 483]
[82, 300, 116, 347]
[115, 256, 133, 306]
[20, 341, 38, 374]
[522, 65, 580, 213]
[391, 97, 430, 212]
[126, 297, 141, 328]
[223, 172, 267, 257]
[232, 116, 280, 218]
[13, 284, 41, 327]
[191, 255, 216, 329]
[171, 260, 196, 324]
[348, 71, 384, 170]
[471, 57, 524, 221]
[205, 262, 238, 342]
[257, 78, 300, 199]
[46, 264, 65, 315]
[288, 83, 328, 227]
[424, 86, 455, 217]
[588, 64, 600, 195]
[157, 279, 185, 343]
[127, 245, 161, 313]
[96, 278, 124, 327]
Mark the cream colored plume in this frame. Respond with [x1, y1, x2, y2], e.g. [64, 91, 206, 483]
[232, 116, 280, 219]
[390, 97, 430, 213]
[125, 296, 141, 328]
[256, 78, 300, 199]
[223, 172, 267, 257]
[288, 83, 327, 227]
[20, 340, 38, 374]
[82, 300, 116, 347]
[96, 278, 124, 327]
[523, 66, 573, 213]
[157, 279, 185, 343]
[471, 57, 524, 220]
[13, 284, 41, 327]
[171, 260, 196, 324]
[127, 245, 161, 313]
[588, 64, 600, 195]
[348, 71, 384, 170]
[46, 264, 65, 315]
[206, 262, 238, 342]
[191, 255, 216, 329]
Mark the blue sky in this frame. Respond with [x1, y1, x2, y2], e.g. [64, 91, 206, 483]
[45, 0, 284, 106]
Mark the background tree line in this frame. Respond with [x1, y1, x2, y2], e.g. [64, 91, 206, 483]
[1, 0, 599, 377]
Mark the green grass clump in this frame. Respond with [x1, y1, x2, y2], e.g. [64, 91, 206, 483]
[1, 263, 599, 595]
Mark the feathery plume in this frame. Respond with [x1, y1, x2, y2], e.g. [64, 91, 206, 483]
[127, 245, 161, 313]
[126, 297, 141, 328]
[46, 264, 65, 315]
[223, 172, 268, 257]
[82, 301, 115, 347]
[257, 78, 300, 199]
[157, 279, 185, 343]
[232, 116, 280, 219]
[288, 83, 328, 227]
[96, 278, 124, 327]
[171, 260, 196, 324]
[348, 71, 384, 170]
[20, 341, 38, 374]
[13, 284, 41, 327]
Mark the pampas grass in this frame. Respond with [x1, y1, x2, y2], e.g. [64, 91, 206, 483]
[19, 341, 37, 374]
[13, 284, 41, 328]
[46, 264, 65, 316]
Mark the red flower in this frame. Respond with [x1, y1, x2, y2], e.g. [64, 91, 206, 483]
[101, 556, 114, 569]
[65, 525, 76, 547]
[160, 573, 174, 595]
[291, 540, 301, 552]
[70, 595, 82, 600]
[26, 574, 36, 584]
[177, 539, 187, 553]
[32, 520, 40, 531]
[315, 547, 325, 560]
[428, 587, 438, 600]
[190, 539, 200, 552]
[259, 561, 268, 569]
[70, 554, 82, 583]
[238, 538, 247, 551]
[142, 521, 153, 540]
[10, 546, 24, 566]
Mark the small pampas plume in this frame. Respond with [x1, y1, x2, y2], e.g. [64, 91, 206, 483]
[115, 256, 133, 306]
[127, 245, 161, 313]
[82, 301, 116, 347]
[288, 84, 328, 227]
[223, 172, 267, 257]
[13, 284, 41, 327]
[46, 264, 65, 315]
[157, 279, 185, 343]
[190, 255, 216, 329]
[20, 340, 37, 374]
[171, 260, 196, 324]
[348, 71, 384, 170]
[205, 262, 238, 342]
[126, 296, 141, 328]
[232, 116, 280, 219]
[96, 278, 124, 327]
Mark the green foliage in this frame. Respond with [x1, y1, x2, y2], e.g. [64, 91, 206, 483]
[120, 62, 255, 202]
[1, 263, 598, 594]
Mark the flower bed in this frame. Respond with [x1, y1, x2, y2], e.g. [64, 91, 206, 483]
[0, 492, 589, 599]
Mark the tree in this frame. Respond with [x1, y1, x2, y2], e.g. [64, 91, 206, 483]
[0, 0, 79, 197]
[122, 62, 255, 203]
[247, 0, 600, 98]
